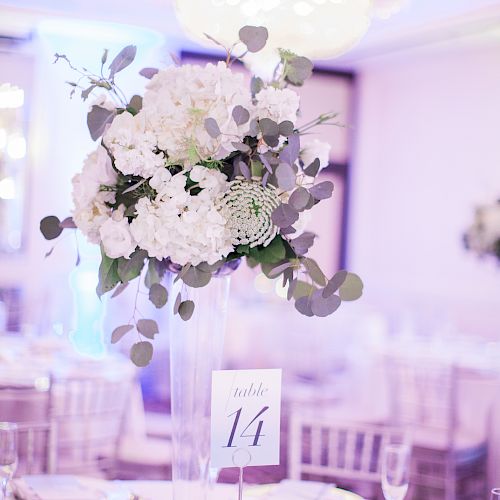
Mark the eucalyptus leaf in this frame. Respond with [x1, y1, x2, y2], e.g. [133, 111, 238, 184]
[251, 76, 264, 97]
[204, 117, 221, 138]
[292, 280, 315, 300]
[40, 216, 62, 240]
[179, 300, 195, 321]
[259, 154, 273, 173]
[280, 133, 300, 166]
[239, 25, 268, 53]
[249, 118, 259, 136]
[60, 217, 77, 229]
[309, 180, 334, 201]
[287, 278, 298, 300]
[279, 120, 294, 137]
[144, 259, 166, 288]
[87, 105, 116, 141]
[139, 67, 159, 79]
[259, 118, 279, 135]
[290, 232, 316, 256]
[109, 45, 137, 78]
[310, 289, 341, 317]
[137, 318, 159, 339]
[117, 249, 147, 283]
[304, 158, 321, 177]
[237, 160, 251, 179]
[81, 85, 96, 101]
[232, 105, 250, 125]
[130, 341, 153, 367]
[128, 95, 143, 114]
[262, 171, 270, 187]
[275, 163, 296, 191]
[181, 266, 211, 288]
[112, 282, 129, 298]
[323, 270, 348, 298]
[289, 187, 311, 212]
[295, 295, 314, 317]
[268, 261, 293, 278]
[111, 324, 133, 344]
[271, 203, 299, 228]
[286, 56, 313, 86]
[232, 142, 251, 154]
[174, 292, 182, 314]
[123, 178, 146, 194]
[339, 272, 364, 301]
[302, 257, 327, 286]
[149, 283, 168, 308]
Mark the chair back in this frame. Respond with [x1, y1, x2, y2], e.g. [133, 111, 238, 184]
[288, 410, 408, 485]
[49, 376, 131, 474]
[16, 421, 56, 475]
[0, 382, 55, 475]
[385, 355, 457, 447]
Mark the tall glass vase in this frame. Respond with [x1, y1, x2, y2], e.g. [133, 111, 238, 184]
[168, 264, 235, 500]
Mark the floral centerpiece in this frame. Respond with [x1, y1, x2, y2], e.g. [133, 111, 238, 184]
[41, 26, 364, 498]
[464, 199, 500, 262]
[41, 26, 363, 368]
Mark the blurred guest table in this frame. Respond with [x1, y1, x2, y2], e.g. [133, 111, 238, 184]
[12, 476, 363, 499]
[0, 335, 136, 386]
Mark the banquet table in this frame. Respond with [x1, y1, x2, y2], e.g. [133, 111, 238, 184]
[12, 476, 363, 500]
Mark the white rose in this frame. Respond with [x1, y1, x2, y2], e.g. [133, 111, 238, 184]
[99, 216, 136, 259]
[301, 139, 331, 170]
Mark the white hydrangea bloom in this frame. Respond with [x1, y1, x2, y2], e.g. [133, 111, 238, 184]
[254, 87, 300, 124]
[301, 139, 331, 170]
[103, 111, 164, 178]
[73, 193, 113, 245]
[131, 168, 233, 265]
[142, 62, 252, 164]
[99, 208, 136, 259]
[71, 145, 117, 243]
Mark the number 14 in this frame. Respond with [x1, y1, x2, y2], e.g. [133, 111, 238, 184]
[224, 406, 269, 448]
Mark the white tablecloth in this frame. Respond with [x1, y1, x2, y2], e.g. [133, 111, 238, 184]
[13, 476, 363, 500]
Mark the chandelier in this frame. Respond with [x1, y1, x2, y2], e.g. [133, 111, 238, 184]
[174, 0, 405, 61]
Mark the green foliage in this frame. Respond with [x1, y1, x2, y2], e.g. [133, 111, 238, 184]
[117, 250, 147, 283]
[96, 250, 120, 297]
[248, 236, 286, 264]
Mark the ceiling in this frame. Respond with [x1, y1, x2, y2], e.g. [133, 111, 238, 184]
[1, 0, 500, 68]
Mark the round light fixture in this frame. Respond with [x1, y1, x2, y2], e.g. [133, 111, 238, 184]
[174, 0, 373, 60]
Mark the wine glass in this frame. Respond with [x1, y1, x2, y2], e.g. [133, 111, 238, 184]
[382, 443, 411, 500]
[0, 423, 18, 500]
[491, 488, 500, 499]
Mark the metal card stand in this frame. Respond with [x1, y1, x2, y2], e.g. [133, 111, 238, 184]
[232, 448, 252, 500]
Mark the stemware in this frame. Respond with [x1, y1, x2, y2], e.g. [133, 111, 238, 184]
[0, 423, 18, 500]
[491, 488, 500, 499]
[381, 443, 411, 500]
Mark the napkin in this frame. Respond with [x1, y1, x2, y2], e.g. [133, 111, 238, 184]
[12, 475, 129, 500]
[270, 480, 339, 499]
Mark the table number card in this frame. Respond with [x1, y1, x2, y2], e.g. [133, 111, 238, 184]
[210, 368, 282, 468]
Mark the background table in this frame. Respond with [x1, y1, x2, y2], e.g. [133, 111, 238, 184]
[13, 476, 364, 500]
